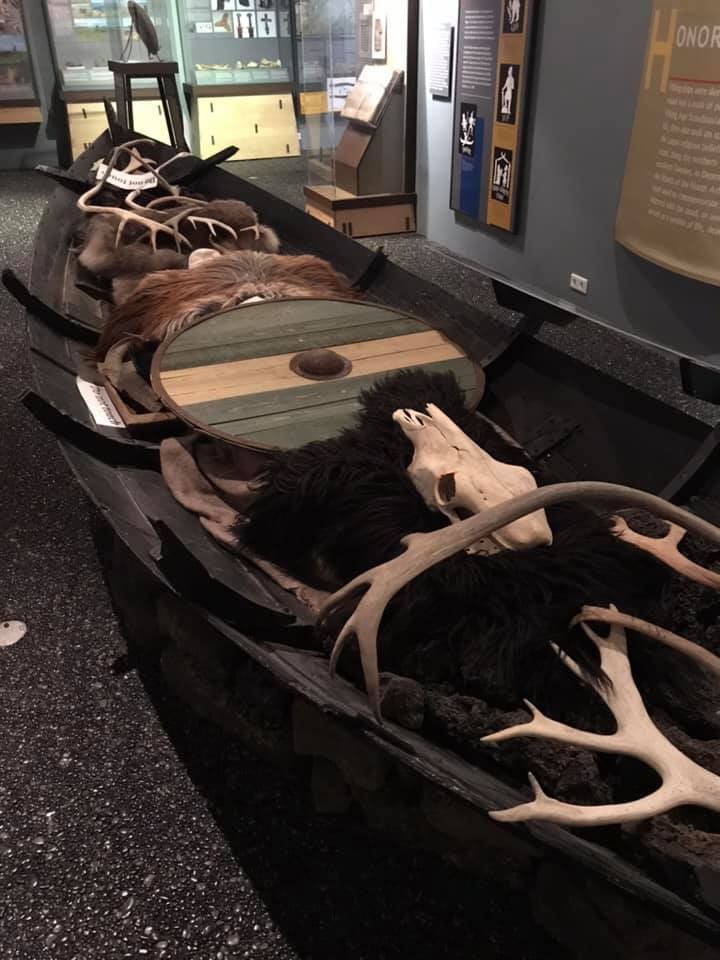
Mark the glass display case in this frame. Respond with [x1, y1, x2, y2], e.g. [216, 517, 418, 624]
[299, 0, 416, 238]
[295, 0, 358, 177]
[0, 0, 39, 107]
[177, 0, 294, 87]
[44, 0, 177, 92]
[43, 0, 180, 159]
[178, 0, 301, 160]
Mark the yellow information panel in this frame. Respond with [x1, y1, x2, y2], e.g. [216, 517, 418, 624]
[486, 0, 532, 230]
[617, 0, 720, 285]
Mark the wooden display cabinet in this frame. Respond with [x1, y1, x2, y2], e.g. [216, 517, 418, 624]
[64, 90, 171, 160]
[185, 84, 300, 161]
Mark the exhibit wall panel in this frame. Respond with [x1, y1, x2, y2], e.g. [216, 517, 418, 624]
[417, 0, 720, 363]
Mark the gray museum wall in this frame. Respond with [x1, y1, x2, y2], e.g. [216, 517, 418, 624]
[1, 0, 58, 171]
[416, 0, 720, 364]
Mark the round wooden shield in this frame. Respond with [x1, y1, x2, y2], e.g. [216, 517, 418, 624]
[151, 298, 484, 450]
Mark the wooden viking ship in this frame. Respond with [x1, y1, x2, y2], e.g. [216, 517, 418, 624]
[6, 126, 720, 957]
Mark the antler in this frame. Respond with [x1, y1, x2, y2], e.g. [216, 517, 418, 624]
[571, 605, 720, 679]
[124, 193, 202, 213]
[321, 481, 720, 721]
[612, 515, 720, 589]
[165, 208, 239, 243]
[482, 609, 720, 826]
[78, 141, 189, 251]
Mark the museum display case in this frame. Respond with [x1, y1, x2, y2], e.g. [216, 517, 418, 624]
[295, 0, 357, 171]
[300, 0, 417, 238]
[178, 0, 300, 160]
[0, 0, 42, 123]
[43, 0, 178, 157]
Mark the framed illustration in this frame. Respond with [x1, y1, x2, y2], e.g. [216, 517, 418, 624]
[256, 8, 276, 36]
[234, 10, 255, 36]
[502, 0, 525, 34]
[371, 10, 386, 60]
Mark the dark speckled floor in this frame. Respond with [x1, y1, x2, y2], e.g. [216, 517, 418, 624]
[0, 173, 568, 959]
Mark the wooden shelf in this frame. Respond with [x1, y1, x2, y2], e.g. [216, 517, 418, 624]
[0, 104, 42, 124]
[183, 81, 293, 99]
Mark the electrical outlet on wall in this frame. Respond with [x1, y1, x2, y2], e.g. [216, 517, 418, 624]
[570, 273, 589, 295]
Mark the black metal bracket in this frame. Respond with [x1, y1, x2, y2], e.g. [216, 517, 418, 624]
[35, 165, 89, 195]
[660, 422, 720, 504]
[523, 415, 579, 459]
[170, 146, 239, 186]
[352, 246, 388, 291]
[493, 279, 576, 327]
[680, 356, 720, 405]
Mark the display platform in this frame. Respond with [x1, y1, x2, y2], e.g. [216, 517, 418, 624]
[7, 129, 720, 960]
[304, 66, 414, 235]
[304, 184, 416, 238]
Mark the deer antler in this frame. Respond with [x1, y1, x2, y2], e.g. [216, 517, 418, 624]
[95, 139, 180, 195]
[482, 609, 720, 826]
[170, 209, 261, 250]
[612, 515, 720, 590]
[571, 605, 720, 679]
[167, 210, 239, 242]
[124, 193, 202, 213]
[78, 141, 189, 251]
[321, 482, 720, 721]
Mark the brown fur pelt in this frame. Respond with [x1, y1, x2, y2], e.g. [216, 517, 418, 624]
[77, 199, 280, 281]
[96, 250, 360, 358]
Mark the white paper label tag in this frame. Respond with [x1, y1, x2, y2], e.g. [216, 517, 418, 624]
[95, 162, 158, 191]
[76, 377, 124, 428]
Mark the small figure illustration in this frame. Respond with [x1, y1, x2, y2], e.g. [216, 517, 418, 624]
[492, 149, 513, 202]
[459, 108, 476, 154]
[507, 0, 521, 28]
[501, 65, 515, 116]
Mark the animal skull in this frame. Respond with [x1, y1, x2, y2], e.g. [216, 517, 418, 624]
[393, 403, 553, 554]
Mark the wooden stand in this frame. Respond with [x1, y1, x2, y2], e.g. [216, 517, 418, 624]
[184, 83, 300, 161]
[304, 184, 416, 238]
[335, 86, 406, 196]
[108, 60, 188, 152]
[304, 71, 416, 238]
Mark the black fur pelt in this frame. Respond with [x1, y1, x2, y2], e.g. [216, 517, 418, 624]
[243, 368, 536, 587]
[242, 369, 701, 716]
